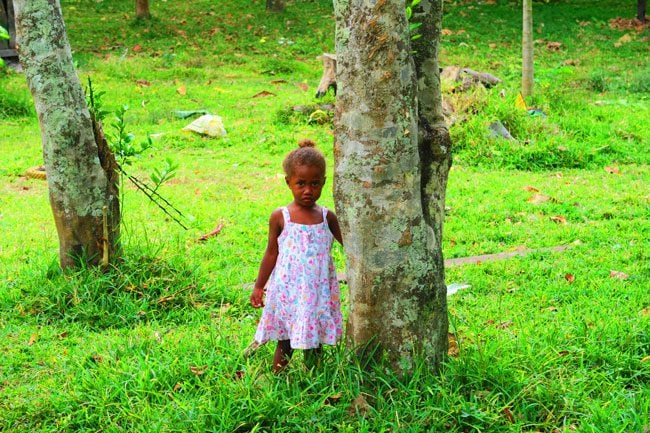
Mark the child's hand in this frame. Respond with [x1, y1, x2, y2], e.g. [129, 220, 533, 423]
[250, 287, 265, 308]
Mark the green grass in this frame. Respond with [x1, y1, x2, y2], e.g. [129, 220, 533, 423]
[1, 0, 648, 431]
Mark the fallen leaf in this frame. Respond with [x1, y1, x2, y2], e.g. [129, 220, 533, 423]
[190, 365, 208, 376]
[528, 193, 552, 204]
[641, 356, 650, 363]
[441, 28, 454, 36]
[563, 59, 579, 66]
[252, 90, 276, 98]
[448, 333, 459, 357]
[92, 354, 104, 364]
[489, 43, 497, 49]
[558, 350, 570, 357]
[177, 85, 187, 95]
[58, 331, 69, 339]
[497, 320, 513, 329]
[641, 308, 650, 316]
[270, 79, 287, 84]
[503, 407, 515, 423]
[173, 382, 183, 392]
[198, 223, 225, 242]
[544, 306, 558, 312]
[28, 333, 37, 346]
[523, 186, 539, 192]
[609, 270, 629, 280]
[348, 394, 371, 417]
[234, 370, 245, 380]
[296, 82, 309, 92]
[550, 215, 567, 224]
[565, 273, 575, 283]
[132, 44, 142, 52]
[546, 41, 562, 51]
[135, 79, 151, 87]
[604, 166, 621, 174]
[324, 392, 342, 405]
[614, 34, 633, 47]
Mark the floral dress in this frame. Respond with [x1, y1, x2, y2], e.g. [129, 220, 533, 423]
[254, 206, 343, 349]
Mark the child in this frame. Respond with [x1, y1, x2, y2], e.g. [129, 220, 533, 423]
[250, 139, 343, 373]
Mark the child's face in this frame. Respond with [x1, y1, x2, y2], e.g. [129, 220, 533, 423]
[286, 164, 325, 208]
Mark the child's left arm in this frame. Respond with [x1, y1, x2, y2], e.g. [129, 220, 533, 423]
[327, 210, 343, 245]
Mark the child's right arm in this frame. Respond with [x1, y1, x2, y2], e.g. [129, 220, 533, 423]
[250, 209, 284, 308]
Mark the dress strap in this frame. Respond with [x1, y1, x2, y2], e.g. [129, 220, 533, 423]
[321, 206, 328, 221]
[281, 206, 291, 223]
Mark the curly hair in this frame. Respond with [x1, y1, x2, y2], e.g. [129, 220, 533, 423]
[282, 139, 326, 177]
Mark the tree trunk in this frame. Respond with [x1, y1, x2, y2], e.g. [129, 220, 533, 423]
[522, 0, 534, 98]
[333, 0, 450, 373]
[135, 0, 151, 19]
[14, 0, 120, 269]
[266, 0, 285, 13]
[638, 0, 647, 22]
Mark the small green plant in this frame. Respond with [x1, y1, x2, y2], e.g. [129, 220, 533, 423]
[86, 79, 189, 229]
[0, 25, 9, 69]
[405, 0, 423, 40]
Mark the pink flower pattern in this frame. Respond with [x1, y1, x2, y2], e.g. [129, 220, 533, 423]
[254, 206, 343, 349]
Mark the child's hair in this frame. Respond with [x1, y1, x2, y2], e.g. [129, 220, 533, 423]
[282, 139, 326, 177]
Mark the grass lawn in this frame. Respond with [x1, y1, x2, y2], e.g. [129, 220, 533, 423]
[0, 0, 648, 431]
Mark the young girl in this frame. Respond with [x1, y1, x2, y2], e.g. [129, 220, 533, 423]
[250, 139, 343, 373]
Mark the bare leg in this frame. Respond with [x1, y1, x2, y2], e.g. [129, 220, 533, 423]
[304, 345, 323, 370]
[273, 340, 293, 373]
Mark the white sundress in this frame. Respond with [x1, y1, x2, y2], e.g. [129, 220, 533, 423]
[254, 206, 343, 349]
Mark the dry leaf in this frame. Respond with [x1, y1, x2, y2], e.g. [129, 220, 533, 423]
[614, 34, 633, 47]
[252, 90, 276, 98]
[296, 82, 309, 92]
[177, 85, 187, 95]
[198, 223, 225, 242]
[348, 394, 371, 417]
[528, 193, 552, 204]
[58, 331, 69, 339]
[497, 320, 513, 329]
[604, 166, 621, 174]
[173, 382, 183, 392]
[523, 186, 539, 192]
[441, 28, 454, 36]
[324, 392, 342, 405]
[489, 43, 497, 49]
[558, 350, 570, 357]
[641, 308, 650, 316]
[546, 41, 562, 51]
[550, 215, 567, 224]
[270, 79, 287, 84]
[92, 354, 104, 363]
[544, 306, 558, 312]
[565, 273, 575, 283]
[135, 79, 151, 87]
[641, 356, 650, 363]
[609, 270, 629, 280]
[503, 407, 515, 423]
[448, 332, 459, 357]
[190, 365, 208, 376]
[28, 333, 37, 346]
[234, 370, 245, 380]
[132, 44, 142, 52]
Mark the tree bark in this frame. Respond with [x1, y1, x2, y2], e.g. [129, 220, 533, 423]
[135, 0, 151, 19]
[333, 0, 449, 373]
[522, 0, 534, 98]
[14, 0, 120, 269]
[266, 0, 285, 13]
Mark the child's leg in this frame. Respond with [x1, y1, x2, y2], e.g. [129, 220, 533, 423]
[273, 340, 293, 373]
[304, 345, 323, 370]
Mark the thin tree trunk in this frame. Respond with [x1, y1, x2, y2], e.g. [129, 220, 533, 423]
[522, 0, 534, 98]
[334, 0, 449, 373]
[14, 0, 120, 269]
[638, 0, 647, 22]
[266, 0, 285, 13]
[135, 0, 151, 19]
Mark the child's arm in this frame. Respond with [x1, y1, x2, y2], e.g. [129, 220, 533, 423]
[326, 210, 343, 246]
[250, 209, 283, 308]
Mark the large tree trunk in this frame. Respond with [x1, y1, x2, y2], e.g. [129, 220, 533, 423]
[522, 0, 534, 97]
[15, 0, 120, 269]
[266, 0, 285, 13]
[333, 0, 450, 373]
[135, 0, 151, 19]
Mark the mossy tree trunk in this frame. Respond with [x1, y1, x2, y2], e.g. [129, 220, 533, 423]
[15, 0, 120, 269]
[333, 0, 451, 374]
[135, 0, 151, 19]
